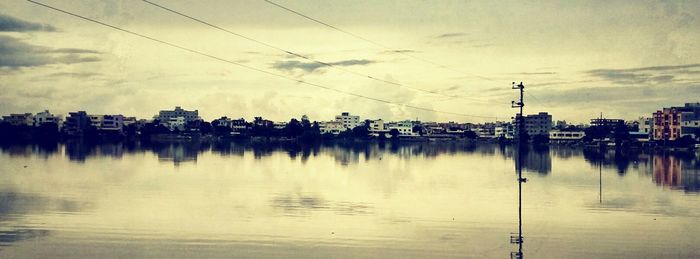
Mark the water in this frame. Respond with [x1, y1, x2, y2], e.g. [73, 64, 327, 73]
[0, 141, 698, 258]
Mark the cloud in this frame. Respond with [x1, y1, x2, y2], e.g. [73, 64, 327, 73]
[47, 72, 100, 78]
[586, 64, 700, 85]
[517, 72, 557, 75]
[0, 13, 57, 32]
[435, 32, 466, 38]
[52, 48, 101, 54]
[272, 59, 376, 74]
[379, 49, 420, 55]
[0, 35, 101, 69]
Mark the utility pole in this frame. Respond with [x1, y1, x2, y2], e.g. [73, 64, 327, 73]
[510, 82, 526, 259]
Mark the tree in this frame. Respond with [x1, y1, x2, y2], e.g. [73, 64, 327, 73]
[674, 135, 696, 148]
[412, 124, 424, 136]
[389, 129, 400, 139]
[462, 130, 478, 140]
[284, 118, 304, 137]
[352, 125, 370, 138]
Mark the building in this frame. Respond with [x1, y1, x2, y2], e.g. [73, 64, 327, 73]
[166, 117, 186, 131]
[155, 106, 200, 123]
[653, 108, 682, 141]
[554, 120, 568, 130]
[387, 120, 417, 136]
[101, 115, 125, 132]
[549, 130, 585, 142]
[319, 121, 345, 135]
[231, 118, 248, 134]
[273, 121, 287, 130]
[515, 112, 552, 137]
[88, 115, 103, 129]
[628, 117, 653, 140]
[368, 119, 389, 137]
[495, 123, 515, 139]
[62, 111, 90, 136]
[32, 110, 61, 127]
[2, 113, 33, 126]
[335, 112, 361, 130]
[679, 102, 700, 139]
[591, 118, 625, 128]
[123, 117, 137, 126]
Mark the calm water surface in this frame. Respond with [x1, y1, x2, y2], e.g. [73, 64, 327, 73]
[0, 142, 698, 258]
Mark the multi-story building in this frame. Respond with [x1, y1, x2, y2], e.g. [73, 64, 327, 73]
[653, 108, 682, 141]
[32, 110, 61, 127]
[155, 106, 200, 123]
[679, 103, 700, 139]
[628, 117, 653, 140]
[368, 119, 388, 136]
[335, 112, 361, 130]
[319, 121, 345, 135]
[2, 113, 33, 126]
[387, 120, 417, 136]
[495, 123, 515, 139]
[88, 115, 103, 129]
[101, 115, 125, 132]
[62, 111, 90, 136]
[515, 112, 552, 137]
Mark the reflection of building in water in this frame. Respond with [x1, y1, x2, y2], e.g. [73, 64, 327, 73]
[651, 155, 700, 192]
[156, 144, 198, 165]
[517, 147, 551, 175]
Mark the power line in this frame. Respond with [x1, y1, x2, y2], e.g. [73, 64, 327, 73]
[142, 0, 502, 105]
[526, 91, 552, 109]
[263, 0, 560, 111]
[27, 0, 500, 120]
[262, 0, 500, 82]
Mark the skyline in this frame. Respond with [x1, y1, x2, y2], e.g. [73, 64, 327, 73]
[1, 0, 699, 123]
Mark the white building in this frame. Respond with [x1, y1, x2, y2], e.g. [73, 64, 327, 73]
[87, 114, 126, 132]
[155, 106, 200, 123]
[335, 112, 361, 130]
[549, 130, 585, 141]
[495, 125, 514, 139]
[368, 119, 385, 132]
[387, 120, 417, 136]
[32, 110, 61, 126]
[319, 121, 345, 135]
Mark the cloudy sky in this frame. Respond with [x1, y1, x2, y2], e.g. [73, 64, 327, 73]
[0, 0, 698, 123]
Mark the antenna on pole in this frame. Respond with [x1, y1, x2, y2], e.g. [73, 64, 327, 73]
[510, 82, 526, 259]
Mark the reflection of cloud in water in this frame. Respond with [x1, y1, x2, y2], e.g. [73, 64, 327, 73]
[270, 193, 373, 216]
[0, 192, 90, 246]
[0, 229, 49, 247]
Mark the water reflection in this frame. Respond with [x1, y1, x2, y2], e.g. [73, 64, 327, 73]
[581, 148, 700, 192]
[2, 141, 699, 193]
[0, 141, 700, 258]
[0, 192, 90, 246]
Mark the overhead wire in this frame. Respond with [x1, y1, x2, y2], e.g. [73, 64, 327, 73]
[142, 0, 504, 105]
[262, 0, 558, 107]
[262, 0, 500, 83]
[27, 0, 501, 120]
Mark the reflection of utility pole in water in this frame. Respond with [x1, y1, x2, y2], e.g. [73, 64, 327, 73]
[510, 82, 527, 259]
[599, 158, 603, 204]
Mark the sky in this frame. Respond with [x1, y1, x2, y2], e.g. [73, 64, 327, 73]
[0, 0, 699, 123]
